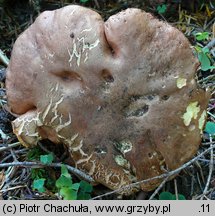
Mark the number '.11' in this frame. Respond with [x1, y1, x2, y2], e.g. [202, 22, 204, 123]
[200, 204, 209, 213]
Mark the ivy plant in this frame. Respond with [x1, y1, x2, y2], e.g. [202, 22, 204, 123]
[30, 151, 93, 199]
[194, 46, 215, 71]
[159, 191, 186, 200]
[204, 121, 215, 135]
[80, 0, 89, 3]
[195, 32, 209, 41]
[56, 165, 93, 200]
[157, 4, 167, 14]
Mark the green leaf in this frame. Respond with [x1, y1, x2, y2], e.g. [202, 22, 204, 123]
[204, 121, 215, 135]
[71, 183, 80, 191]
[56, 175, 73, 188]
[79, 180, 93, 193]
[78, 191, 91, 200]
[194, 45, 202, 53]
[80, 0, 89, 3]
[61, 165, 71, 179]
[202, 47, 209, 54]
[198, 52, 215, 71]
[159, 192, 173, 200]
[32, 178, 46, 193]
[27, 147, 44, 160]
[157, 4, 167, 14]
[172, 194, 186, 200]
[40, 153, 54, 165]
[60, 187, 77, 200]
[31, 168, 45, 180]
[195, 32, 209, 41]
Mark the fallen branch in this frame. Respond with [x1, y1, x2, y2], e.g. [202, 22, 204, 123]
[0, 142, 21, 153]
[0, 49, 9, 66]
[0, 161, 94, 183]
[0, 129, 10, 141]
[204, 38, 215, 50]
[149, 176, 169, 200]
[201, 137, 214, 199]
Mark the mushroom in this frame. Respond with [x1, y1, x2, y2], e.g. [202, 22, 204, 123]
[6, 5, 210, 193]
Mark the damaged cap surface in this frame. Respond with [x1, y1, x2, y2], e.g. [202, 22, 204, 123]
[6, 5, 210, 193]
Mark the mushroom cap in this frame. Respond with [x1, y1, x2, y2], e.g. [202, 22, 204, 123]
[6, 5, 210, 193]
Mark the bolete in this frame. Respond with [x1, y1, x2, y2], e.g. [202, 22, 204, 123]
[6, 5, 210, 193]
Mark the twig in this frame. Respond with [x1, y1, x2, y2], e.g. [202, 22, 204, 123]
[93, 0, 100, 9]
[92, 144, 215, 199]
[204, 38, 215, 50]
[0, 142, 21, 153]
[190, 175, 194, 197]
[202, 141, 215, 146]
[1, 149, 27, 163]
[149, 176, 169, 200]
[194, 188, 213, 200]
[0, 185, 27, 193]
[0, 161, 94, 183]
[9, 149, 18, 162]
[0, 49, 9, 66]
[198, 74, 215, 83]
[196, 160, 205, 185]
[207, 111, 215, 119]
[204, 17, 215, 31]
[201, 138, 214, 199]
[174, 179, 178, 200]
[0, 129, 9, 141]
[196, 172, 204, 192]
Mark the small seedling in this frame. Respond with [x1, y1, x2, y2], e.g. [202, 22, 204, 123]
[195, 32, 209, 41]
[30, 151, 93, 199]
[32, 178, 46, 193]
[157, 4, 167, 14]
[56, 165, 93, 200]
[194, 46, 215, 71]
[159, 191, 186, 200]
[204, 121, 215, 135]
[27, 146, 44, 160]
[40, 153, 54, 165]
[80, 0, 89, 3]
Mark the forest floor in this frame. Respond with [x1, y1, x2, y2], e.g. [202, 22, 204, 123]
[0, 0, 215, 200]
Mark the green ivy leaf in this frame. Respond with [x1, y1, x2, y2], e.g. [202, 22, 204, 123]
[72, 183, 80, 191]
[79, 180, 93, 193]
[172, 194, 186, 200]
[204, 121, 215, 135]
[159, 192, 173, 200]
[202, 47, 209, 54]
[80, 0, 89, 3]
[40, 153, 54, 165]
[32, 178, 46, 193]
[56, 175, 73, 188]
[78, 191, 91, 200]
[159, 192, 186, 200]
[195, 32, 209, 41]
[31, 168, 45, 180]
[61, 165, 71, 179]
[60, 187, 78, 200]
[27, 147, 44, 160]
[157, 4, 167, 14]
[198, 52, 215, 71]
[55, 165, 92, 200]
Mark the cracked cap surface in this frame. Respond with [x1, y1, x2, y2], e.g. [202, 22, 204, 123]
[6, 5, 210, 193]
